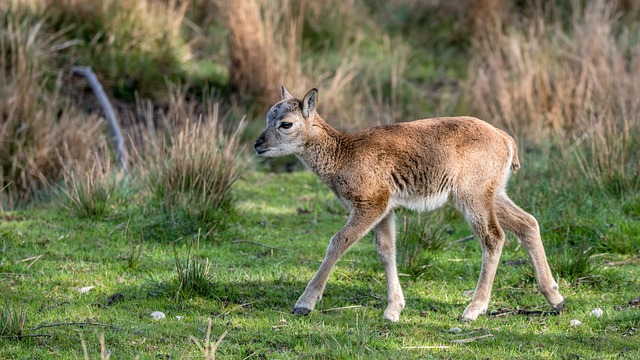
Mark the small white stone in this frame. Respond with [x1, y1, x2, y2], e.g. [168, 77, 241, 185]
[72, 286, 95, 293]
[590, 308, 603, 317]
[570, 319, 582, 327]
[176, 316, 184, 321]
[448, 327, 463, 333]
[150, 311, 166, 320]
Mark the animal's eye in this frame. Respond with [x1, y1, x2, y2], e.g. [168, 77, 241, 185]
[279, 122, 293, 129]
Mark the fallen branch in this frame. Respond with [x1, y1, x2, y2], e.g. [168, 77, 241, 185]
[71, 66, 127, 171]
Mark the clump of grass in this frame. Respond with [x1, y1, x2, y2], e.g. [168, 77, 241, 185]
[216, 0, 291, 103]
[397, 211, 447, 278]
[148, 238, 217, 299]
[217, 0, 413, 130]
[135, 91, 246, 238]
[173, 239, 216, 299]
[0, 299, 27, 339]
[550, 243, 602, 287]
[57, 151, 129, 218]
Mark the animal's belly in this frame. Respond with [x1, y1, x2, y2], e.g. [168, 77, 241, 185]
[389, 191, 449, 212]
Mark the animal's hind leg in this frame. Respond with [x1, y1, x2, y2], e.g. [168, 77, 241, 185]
[458, 193, 506, 322]
[495, 193, 564, 312]
[375, 211, 405, 322]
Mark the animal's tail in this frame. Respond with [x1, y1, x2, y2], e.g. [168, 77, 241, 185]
[510, 138, 521, 172]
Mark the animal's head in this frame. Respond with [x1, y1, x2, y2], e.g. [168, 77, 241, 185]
[253, 86, 318, 157]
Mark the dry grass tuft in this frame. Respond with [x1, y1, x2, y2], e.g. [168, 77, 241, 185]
[467, 0, 636, 140]
[0, 9, 107, 206]
[216, 0, 302, 104]
[133, 89, 247, 235]
[58, 148, 127, 218]
[217, 0, 381, 128]
[466, 0, 640, 192]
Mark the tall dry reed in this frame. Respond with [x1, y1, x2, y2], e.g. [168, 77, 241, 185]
[0, 8, 106, 206]
[217, 0, 404, 129]
[132, 88, 247, 236]
[466, 0, 639, 192]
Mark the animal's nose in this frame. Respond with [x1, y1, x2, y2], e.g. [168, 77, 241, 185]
[253, 138, 263, 151]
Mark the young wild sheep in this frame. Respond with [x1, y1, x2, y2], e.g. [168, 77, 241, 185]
[253, 87, 565, 322]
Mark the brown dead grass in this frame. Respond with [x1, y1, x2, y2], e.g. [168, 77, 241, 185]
[217, 0, 385, 129]
[466, 0, 640, 192]
[0, 10, 107, 205]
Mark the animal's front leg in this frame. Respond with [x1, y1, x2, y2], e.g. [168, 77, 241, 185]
[292, 236, 342, 315]
[293, 206, 388, 316]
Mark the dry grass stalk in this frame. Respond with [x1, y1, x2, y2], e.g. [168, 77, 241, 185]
[0, 10, 106, 205]
[467, 0, 630, 140]
[217, 0, 370, 127]
[58, 146, 125, 218]
[216, 0, 299, 103]
[132, 89, 246, 231]
[466, 0, 639, 191]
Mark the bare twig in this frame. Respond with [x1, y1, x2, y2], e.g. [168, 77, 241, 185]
[17, 254, 43, 269]
[401, 345, 450, 349]
[232, 240, 283, 250]
[71, 66, 127, 171]
[31, 322, 119, 331]
[447, 235, 475, 248]
[449, 333, 495, 344]
[0, 334, 52, 339]
[217, 301, 259, 318]
[320, 305, 363, 313]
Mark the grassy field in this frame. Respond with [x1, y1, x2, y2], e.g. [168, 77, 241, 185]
[2, 0, 640, 358]
[1, 168, 639, 359]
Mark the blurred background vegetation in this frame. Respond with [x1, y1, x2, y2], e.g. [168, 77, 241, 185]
[1, 0, 639, 213]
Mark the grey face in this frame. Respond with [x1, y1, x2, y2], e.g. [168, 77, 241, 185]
[253, 99, 305, 157]
[253, 87, 318, 157]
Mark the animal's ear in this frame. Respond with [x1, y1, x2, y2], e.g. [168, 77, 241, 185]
[281, 86, 294, 100]
[302, 88, 318, 119]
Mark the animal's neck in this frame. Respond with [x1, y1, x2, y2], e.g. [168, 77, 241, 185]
[298, 116, 347, 178]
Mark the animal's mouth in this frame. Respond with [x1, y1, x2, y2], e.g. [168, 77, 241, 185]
[255, 148, 269, 155]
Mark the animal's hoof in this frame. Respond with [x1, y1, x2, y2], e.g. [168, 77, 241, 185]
[555, 300, 565, 314]
[292, 307, 312, 316]
[460, 315, 476, 322]
[383, 312, 400, 322]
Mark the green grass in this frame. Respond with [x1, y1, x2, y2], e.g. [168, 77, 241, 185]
[1, 169, 639, 359]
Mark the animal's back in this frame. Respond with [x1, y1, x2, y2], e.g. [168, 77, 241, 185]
[345, 116, 517, 203]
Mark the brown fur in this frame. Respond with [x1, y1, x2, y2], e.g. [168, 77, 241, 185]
[254, 87, 564, 322]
